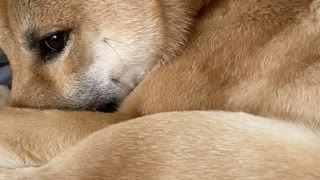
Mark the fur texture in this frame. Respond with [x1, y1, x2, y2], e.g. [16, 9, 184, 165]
[0, 0, 320, 179]
[0, 86, 9, 106]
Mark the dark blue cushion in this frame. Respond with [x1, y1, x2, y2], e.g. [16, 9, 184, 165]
[0, 50, 12, 88]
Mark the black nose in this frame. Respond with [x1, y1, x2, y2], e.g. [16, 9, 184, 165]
[97, 101, 118, 113]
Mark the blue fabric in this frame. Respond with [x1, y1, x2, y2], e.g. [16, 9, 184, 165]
[0, 65, 11, 87]
[0, 50, 12, 88]
[0, 50, 7, 63]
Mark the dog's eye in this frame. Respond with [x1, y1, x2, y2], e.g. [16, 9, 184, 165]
[39, 31, 69, 59]
[45, 33, 67, 52]
[44, 32, 69, 52]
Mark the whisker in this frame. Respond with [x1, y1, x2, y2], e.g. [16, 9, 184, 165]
[112, 79, 141, 105]
[104, 37, 128, 44]
[103, 37, 132, 76]
[104, 37, 141, 102]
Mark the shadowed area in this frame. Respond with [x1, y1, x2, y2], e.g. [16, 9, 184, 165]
[0, 49, 11, 88]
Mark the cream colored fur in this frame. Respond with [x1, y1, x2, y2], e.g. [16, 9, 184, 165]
[0, 0, 320, 179]
[1, 111, 320, 179]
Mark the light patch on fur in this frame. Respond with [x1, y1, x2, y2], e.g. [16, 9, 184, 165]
[309, 0, 320, 25]
[0, 145, 26, 169]
[220, 112, 320, 146]
[311, 0, 320, 17]
[90, 31, 160, 86]
[0, 86, 10, 106]
[67, 31, 160, 106]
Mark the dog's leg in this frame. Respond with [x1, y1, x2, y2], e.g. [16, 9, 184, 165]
[0, 106, 137, 168]
[0, 111, 319, 180]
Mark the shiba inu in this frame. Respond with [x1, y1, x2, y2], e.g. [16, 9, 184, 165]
[0, 0, 320, 179]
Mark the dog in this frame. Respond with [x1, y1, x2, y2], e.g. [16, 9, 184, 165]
[0, 0, 320, 179]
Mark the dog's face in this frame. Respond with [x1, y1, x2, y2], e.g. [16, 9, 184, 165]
[0, 0, 166, 111]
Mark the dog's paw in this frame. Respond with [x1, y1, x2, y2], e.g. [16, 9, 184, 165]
[0, 86, 10, 106]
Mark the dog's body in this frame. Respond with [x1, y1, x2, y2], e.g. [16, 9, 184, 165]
[1, 0, 320, 179]
[1, 111, 320, 180]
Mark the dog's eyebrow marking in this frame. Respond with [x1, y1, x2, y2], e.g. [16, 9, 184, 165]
[24, 28, 38, 51]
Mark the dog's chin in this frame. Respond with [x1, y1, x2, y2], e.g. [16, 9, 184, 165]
[61, 102, 119, 113]
[54, 97, 121, 113]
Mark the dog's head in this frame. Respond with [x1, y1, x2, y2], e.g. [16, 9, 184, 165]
[0, 0, 191, 112]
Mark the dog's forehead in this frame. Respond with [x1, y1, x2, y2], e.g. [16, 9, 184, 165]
[6, 0, 81, 34]
[0, 0, 84, 59]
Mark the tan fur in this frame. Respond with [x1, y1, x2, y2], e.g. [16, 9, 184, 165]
[0, 0, 320, 179]
[0, 86, 9, 106]
[1, 111, 320, 180]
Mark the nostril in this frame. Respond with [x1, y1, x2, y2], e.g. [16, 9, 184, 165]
[97, 101, 118, 113]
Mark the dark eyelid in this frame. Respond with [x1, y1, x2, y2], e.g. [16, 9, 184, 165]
[39, 31, 70, 60]
[23, 29, 71, 62]
[24, 28, 38, 50]
[40, 30, 71, 40]
[24, 29, 71, 51]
